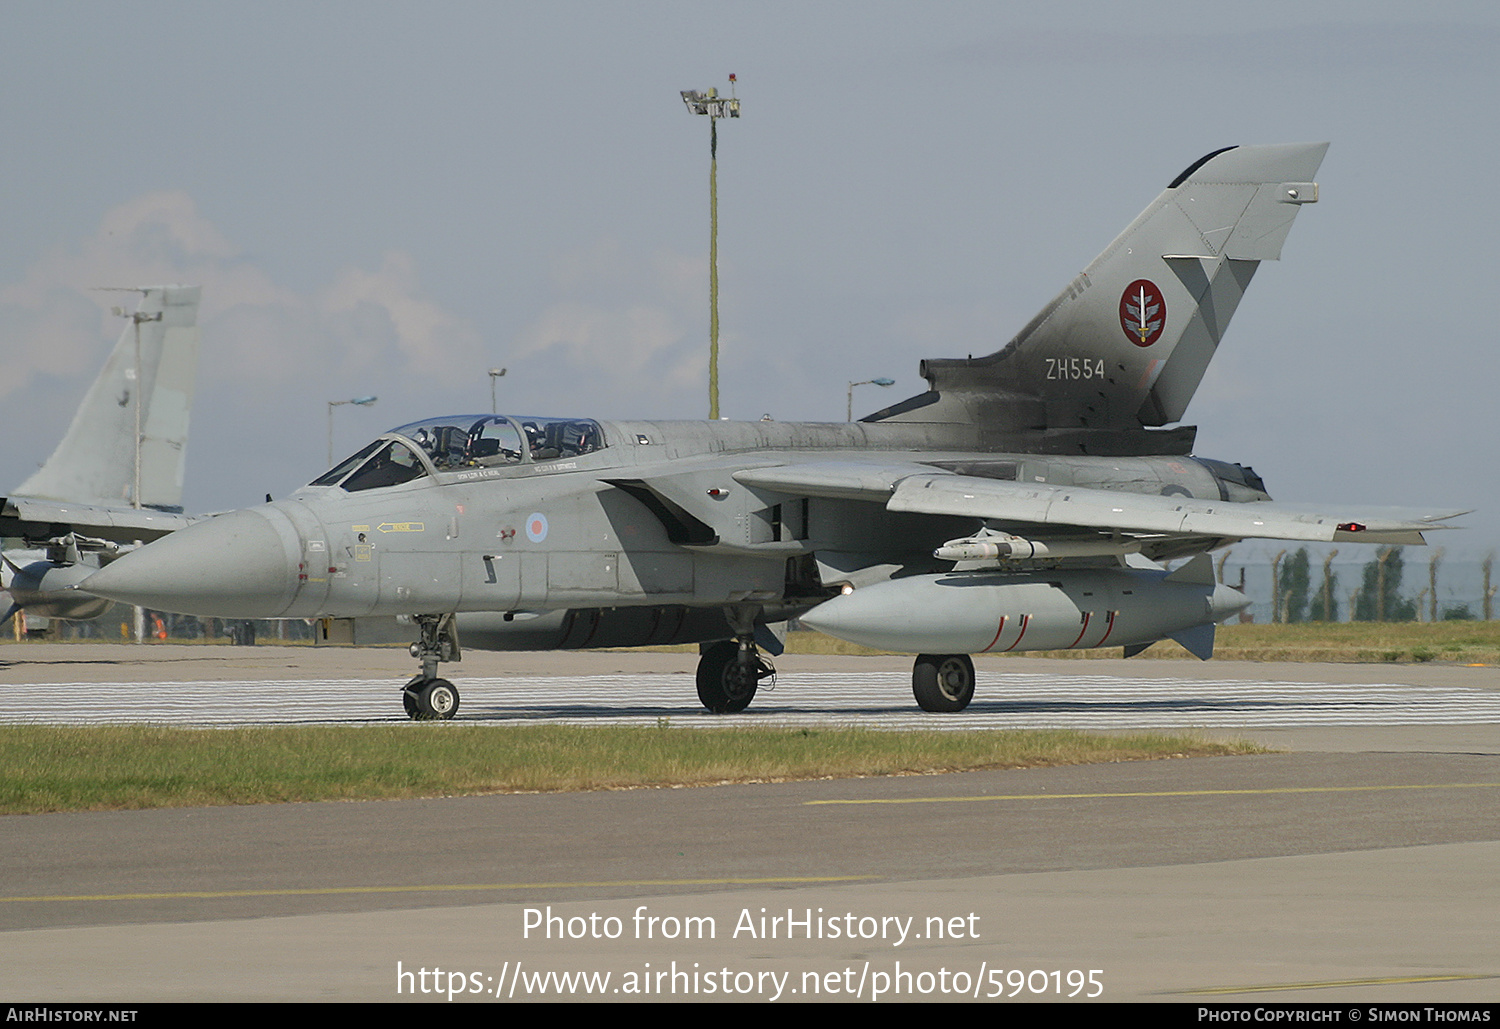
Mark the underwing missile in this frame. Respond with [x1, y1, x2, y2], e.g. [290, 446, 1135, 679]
[3, 558, 113, 621]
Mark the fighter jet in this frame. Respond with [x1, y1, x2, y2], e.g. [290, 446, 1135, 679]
[1, 286, 201, 628]
[80, 145, 1463, 716]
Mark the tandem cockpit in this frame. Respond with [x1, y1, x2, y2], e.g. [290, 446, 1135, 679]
[308, 415, 606, 492]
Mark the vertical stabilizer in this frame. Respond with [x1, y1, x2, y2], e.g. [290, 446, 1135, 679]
[14, 286, 201, 512]
[870, 144, 1328, 434]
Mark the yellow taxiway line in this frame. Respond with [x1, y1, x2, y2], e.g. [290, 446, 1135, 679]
[0, 875, 876, 905]
[806, 782, 1500, 805]
[1169, 972, 1498, 995]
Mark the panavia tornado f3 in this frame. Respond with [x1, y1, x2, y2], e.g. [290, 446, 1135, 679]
[81, 144, 1464, 717]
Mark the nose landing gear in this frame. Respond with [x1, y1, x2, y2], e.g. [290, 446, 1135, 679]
[403, 675, 461, 719]
[403, 613, 462, 720]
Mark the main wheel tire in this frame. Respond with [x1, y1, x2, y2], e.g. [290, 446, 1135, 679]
[912, 653, 975, 712]
[696, 640, 759, 714]
[407, 677, 461, 720]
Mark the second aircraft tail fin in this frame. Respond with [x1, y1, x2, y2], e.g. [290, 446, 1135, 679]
[14, 285, 202, 512]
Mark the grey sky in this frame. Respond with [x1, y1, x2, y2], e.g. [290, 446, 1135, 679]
[2, 1, 1496, 564]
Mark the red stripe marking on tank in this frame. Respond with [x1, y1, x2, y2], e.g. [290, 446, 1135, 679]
[1097, 610, 1118, 647]
[982, 615, 1008, 653]
[1001, 614, 1031, 652]
[1068, 611, 1092, 649]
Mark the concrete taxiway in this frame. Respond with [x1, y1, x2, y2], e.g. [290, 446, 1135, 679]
[0, 643, 1496, 1002]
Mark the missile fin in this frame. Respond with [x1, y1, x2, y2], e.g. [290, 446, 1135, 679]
[1168, 621, 1216, 660]
[1165, 553, 1216, 586]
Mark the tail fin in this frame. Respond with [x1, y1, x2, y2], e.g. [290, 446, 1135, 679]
[14, 285, 201, 512]
[869, 143, 1328, 434]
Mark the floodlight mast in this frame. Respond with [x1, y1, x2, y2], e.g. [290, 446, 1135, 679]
[847, 377, 896, 421]
[327, 395, 378, 466]
[680, 76, 740, 420]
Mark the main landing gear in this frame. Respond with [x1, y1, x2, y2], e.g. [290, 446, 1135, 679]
[694, 607, 778, 714]
[696, 638, 775, 714]
[911, 653, 975, 713]
[403, 614, 461, 720]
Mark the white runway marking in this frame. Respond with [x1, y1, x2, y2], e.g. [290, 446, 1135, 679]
[3, 671, 1498, 729]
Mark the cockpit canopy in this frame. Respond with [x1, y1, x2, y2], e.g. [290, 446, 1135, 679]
[310, 415, 605, 492]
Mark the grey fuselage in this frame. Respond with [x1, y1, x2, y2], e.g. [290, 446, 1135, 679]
[130, 414, 1266, 639]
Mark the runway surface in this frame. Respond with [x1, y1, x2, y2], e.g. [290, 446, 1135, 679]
[0, 644, 1496, 1003]
[3, 643, 1499, 732]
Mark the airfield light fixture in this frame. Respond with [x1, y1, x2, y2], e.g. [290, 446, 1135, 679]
[680, 75, 740, 421]
[488, 367, 507, 414]
[327, 395, 378, 466]
[847, 377, 896, 421]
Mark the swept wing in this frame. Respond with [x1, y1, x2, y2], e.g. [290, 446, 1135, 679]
[734, 462, 1462, 547]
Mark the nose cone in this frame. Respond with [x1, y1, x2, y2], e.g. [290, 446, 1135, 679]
[81, 508, 300, 618]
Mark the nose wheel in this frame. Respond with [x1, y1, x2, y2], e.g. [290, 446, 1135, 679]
[403, 613, 462, 720]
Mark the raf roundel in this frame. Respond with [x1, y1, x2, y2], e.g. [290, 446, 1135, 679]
[525, 512, 549, 543]
[1120, 279, 1166, 347]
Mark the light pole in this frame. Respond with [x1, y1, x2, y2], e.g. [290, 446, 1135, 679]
[327, 396, 378, 466]
[847, 378, 895, 421]
[488, 367, 507, 414]
[681, 75, 740, 420]
[110, 297, 162, 646]
[111, 303, 162, 509]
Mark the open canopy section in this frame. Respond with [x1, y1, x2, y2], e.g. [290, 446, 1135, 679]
[309, 415, 606, 492]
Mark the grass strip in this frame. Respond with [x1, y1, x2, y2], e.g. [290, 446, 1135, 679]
[0, 724, 1260, 815]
